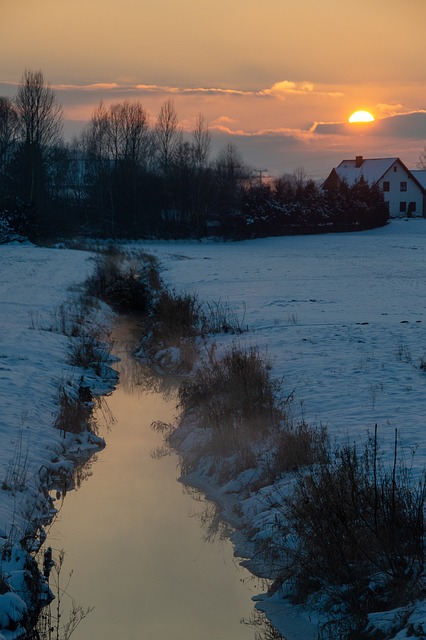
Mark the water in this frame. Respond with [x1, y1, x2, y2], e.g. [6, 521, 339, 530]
[44, 319, 268, 639]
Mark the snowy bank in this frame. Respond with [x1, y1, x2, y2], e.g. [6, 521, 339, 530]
[141, 220, 426, 639]
[0, 245, 117, 638]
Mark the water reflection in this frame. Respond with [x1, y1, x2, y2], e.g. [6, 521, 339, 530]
[182, 486, 232, 544]
[243, 610, 287, 640]
[38, 317, 285, 640]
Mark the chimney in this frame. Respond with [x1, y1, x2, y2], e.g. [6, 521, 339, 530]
[355, 155, 364, 168]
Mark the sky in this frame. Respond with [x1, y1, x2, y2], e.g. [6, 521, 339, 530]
[1, 0, 426, 179]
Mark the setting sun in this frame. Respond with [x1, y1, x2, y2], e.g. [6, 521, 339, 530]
[348, 110, 375, 123]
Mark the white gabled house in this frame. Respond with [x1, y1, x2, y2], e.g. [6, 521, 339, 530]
[322, 156, 426, 218]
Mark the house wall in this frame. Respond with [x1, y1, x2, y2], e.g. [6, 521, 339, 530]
[381, 163, 424, 218]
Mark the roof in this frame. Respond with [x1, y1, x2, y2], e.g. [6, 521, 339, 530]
[412, 170, 426, 190]
[334, 157, 399, 186]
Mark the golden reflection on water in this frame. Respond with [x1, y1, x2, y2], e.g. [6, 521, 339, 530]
[44, 318, 284, 640]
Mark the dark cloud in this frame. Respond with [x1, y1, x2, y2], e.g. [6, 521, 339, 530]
[314, 111, 426, 139]
[375, 111, 426, 138]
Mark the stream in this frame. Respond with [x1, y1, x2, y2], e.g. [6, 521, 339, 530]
[43, 318, 276, 639]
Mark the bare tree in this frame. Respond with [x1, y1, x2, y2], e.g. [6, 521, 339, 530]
[0, 97, 19, 172]
[82, 100, 155, 234]
[213, 143, 248, 214]
[15, 69, 63, 148]
[192, 114, 211, 169]
[84, 101, 151, 166]
[6, 70, 64, 223]
[82, 102, 110, 160]
[418, 147, 426, 169]
[108, 101, 151, 166]
[155, 99, 181, 174]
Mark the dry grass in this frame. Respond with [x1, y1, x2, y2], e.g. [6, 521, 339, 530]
[272, 420, 329, 473]
[85, 247, 161, 313]
[177, 345, 283, 465]
[54, 386, 94, 437]
[152, 289, 202, 340]
[277, 427, 426, 632]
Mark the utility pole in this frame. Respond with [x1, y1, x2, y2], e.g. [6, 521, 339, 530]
[255, 168, 268, 185]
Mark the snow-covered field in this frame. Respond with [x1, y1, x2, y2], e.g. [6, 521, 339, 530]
[146, 220, 426, 470]
[142, 220, 426, 638]
[1, 220, 426, 638]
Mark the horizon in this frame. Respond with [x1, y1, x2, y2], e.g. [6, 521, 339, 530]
[2, 1, 426, 180]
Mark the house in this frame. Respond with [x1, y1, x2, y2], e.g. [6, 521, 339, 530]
[322, 156, 426, 218]
[411, 170, 426, 214]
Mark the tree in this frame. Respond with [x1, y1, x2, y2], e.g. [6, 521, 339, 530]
[82, 100, 158, 235]
[418, 147, 426, 169]
[15, 69, 63, 149]
[7, 70, 63, 236]
[192, 114, 211, 170]
[155, 99, 181, 175]
[0, 97, 18, 177]
[85, 101, 151, 166]
[213, 143, 248, 215]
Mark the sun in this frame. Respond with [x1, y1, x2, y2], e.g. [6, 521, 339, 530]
[348, 110, 375, 123]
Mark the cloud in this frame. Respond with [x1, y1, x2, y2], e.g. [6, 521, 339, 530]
[54, 82, 121, 91]
[48, 79, 343, 101]
[313, 110, 426, 139]
[211, 115, 238, 126]
[262, 81, 343, 98]
[134, 83, 255, 97]
[375, 111, 426, 137]
[374, 103, 406, 117]
[209, 119, 315, 144]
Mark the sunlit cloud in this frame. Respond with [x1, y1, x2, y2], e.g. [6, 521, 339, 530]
[135, 83, 261, 97]
[54, 82, 121, 91]
[211, 115, 239, 127]
[262, 81, 343, 98]
[210, 119, 316, 144]
[48, 79, 344, 100]
[374, 103, 407, 118]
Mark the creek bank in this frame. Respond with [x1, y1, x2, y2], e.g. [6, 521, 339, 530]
[0, 245, 119, 640]
[43, 315, 273, 640]
[164, 411, 319, 640]
[134, 272, 426, 640]
[134, 330, 318, 640]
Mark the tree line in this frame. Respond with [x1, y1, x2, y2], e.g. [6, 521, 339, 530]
[0, 70, 389, 241]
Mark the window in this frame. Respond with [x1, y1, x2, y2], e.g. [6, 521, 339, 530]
[408, 202, 416, 213]
[383, 181, 390, 192]
[400, 202, 407, 213]
[393, 165, 397, 172]
[400, 181, 407, 191]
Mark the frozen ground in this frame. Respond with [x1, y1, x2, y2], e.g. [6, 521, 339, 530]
[146, 220, 426, 471]
[143, 219, 426, 638]
[1, 220, 426, 638]
[0, 245, 114, 639]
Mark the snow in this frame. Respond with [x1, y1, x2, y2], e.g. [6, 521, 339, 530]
[142, 219, 426, 638]
[334, 157, 398, 184]
[412, 169, 426, 190]
[1, 220, 426, 638]
[0, 244, 116, 638]
[146, 221, 426, 468]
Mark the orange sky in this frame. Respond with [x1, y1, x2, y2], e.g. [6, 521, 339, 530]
[1, 0, 425, 178]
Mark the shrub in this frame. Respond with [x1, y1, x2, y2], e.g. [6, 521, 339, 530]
[68, 333, 111, 378]
[278, 426, 426, 630]
[54, 386, 94, 436]
[178, 345, 283, 459]
[203, 299, 247, 334]
[85, 248, 161, 313]
[153, 289, 202, 340]
[272, 421, 329, 473]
